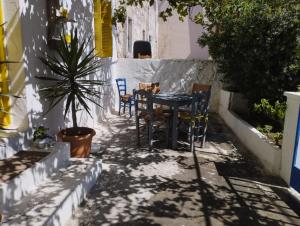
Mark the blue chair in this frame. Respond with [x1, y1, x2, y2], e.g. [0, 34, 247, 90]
[116, 78, 134, 117]
[178, 89, 211, 151]
[133, 89, 171, 150]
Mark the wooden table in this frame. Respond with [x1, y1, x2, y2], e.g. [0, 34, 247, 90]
[153, 93, 192, 149]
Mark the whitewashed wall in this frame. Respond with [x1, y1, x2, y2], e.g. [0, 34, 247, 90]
[219, 90, 282, 175]
[280, 92, 300, 184]
[0, 0, 219, 159]
[114, 0, 159, 58]
[0, 0, 110, 158]
[158, 2, 209, 60]
[111, 58, 221, 113]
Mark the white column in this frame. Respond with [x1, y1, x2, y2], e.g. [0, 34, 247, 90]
[280, 92, 300, 184]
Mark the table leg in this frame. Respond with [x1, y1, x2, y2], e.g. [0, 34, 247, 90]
[172, 106, 178, 149]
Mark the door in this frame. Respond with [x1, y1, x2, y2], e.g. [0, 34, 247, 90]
[291, 107, 300, 192]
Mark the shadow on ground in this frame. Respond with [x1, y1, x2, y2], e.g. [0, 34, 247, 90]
[71, 113, 300, 226]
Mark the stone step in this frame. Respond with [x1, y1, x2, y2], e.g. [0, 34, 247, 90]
[0, 142, 70, 213]
[2, 158, 101, 226]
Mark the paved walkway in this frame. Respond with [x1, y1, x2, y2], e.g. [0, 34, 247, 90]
[70, 113, 300, 226]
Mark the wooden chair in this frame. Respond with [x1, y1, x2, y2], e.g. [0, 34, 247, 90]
[134, 89, 170, 150]
[116, 78, 134, 117]
[179, 84, 211, 151]
[138, 82, 160, 94]
[192, 83, 211, 92]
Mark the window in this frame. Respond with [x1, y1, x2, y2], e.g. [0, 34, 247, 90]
[94, 0, 112, 58]
[127, 18, 132, 54]
[0, 0, 10, 128]
[133, 41, 152, 59]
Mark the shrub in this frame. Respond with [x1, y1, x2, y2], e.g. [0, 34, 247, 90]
[253, 98, 286, 130]
[198, 0, 300, 105]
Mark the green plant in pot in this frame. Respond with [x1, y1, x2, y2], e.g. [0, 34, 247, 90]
[33, 126, 52, 149]
[36, 29, 104, 157]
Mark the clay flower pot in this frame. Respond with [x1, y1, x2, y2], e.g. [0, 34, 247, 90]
[57, 127, 96, 158]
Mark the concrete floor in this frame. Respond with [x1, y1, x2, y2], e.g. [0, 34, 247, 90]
[70, 113, 300, 226]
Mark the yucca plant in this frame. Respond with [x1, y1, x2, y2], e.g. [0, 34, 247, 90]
[36, 29, 104, 129]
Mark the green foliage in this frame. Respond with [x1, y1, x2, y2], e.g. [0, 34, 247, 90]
[250, 96, 286, 147]
[33, 126, 50, 141]
[257, 124, 273, 134]
[117, 0, 300, 105]
[36, 29, 104, 128]
[112, 5, 127, 25]
[199, 0, 300, 105]
[253, 98, 286, 130]
[257, 124, 283, 147]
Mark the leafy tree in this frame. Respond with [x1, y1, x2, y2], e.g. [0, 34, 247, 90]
[115, 0, 300, 106]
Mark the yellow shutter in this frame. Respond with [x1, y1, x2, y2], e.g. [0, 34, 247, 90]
[94, 0, 102, 56]
[0, 0, 10, 128]
[94, 0, 112, 58]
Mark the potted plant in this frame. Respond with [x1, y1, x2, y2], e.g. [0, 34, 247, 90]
[36, 29, 104, 157]
[33, 126, 53, 149]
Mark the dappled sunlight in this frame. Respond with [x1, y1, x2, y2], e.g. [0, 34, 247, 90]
[70, 113, 300, 225]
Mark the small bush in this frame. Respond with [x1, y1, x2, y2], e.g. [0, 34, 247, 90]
[252, 99, 286, 133]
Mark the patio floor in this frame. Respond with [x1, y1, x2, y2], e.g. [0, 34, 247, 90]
[69, 113, 300, 226]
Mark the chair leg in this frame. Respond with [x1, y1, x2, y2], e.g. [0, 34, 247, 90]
[129, 103, 132, 117]
[201, 122, 208, 148]
[136, 116, 140, 146]
[196, 123, 201, 142]
[148, 121, 154, 151]
[118, 101, 121, 115]
[123, 102, 126, 114]
[190, 123, 195, 152]
[166, 119, 170, 148]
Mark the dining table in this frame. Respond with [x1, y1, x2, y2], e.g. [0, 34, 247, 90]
[153, 92, 193, 149]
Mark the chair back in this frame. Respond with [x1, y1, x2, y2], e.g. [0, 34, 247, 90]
[139, 82, 160, 94]
[192, 83, 211, 93]
[133, 89, 154, 116]
[191, 90, 211, 117]
[116, 78, 127, 96]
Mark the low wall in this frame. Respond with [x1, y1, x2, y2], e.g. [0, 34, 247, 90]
[111, 58, 221, 113]
[280, 92, 300, 184]
[219, 90, 282, 175]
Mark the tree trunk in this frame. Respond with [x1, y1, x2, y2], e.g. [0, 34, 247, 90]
[71, 99, 77, 128]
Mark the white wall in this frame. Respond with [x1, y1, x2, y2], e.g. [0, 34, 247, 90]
[111, 58, 220, 112]
[219, 90, 282, 175]
[280, 92, 300, 184]
[0, 0, 111, 158]
[158, 2, 209, 60]
[0, 0, 217, 159]
[114, 1, 159, 58]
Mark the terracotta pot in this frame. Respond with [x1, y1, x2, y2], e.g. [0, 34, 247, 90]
[57, 127, 96, 158]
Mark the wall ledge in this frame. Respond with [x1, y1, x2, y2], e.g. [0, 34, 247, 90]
[219, 89, 282, 175]
[284, 92, 300, 102]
